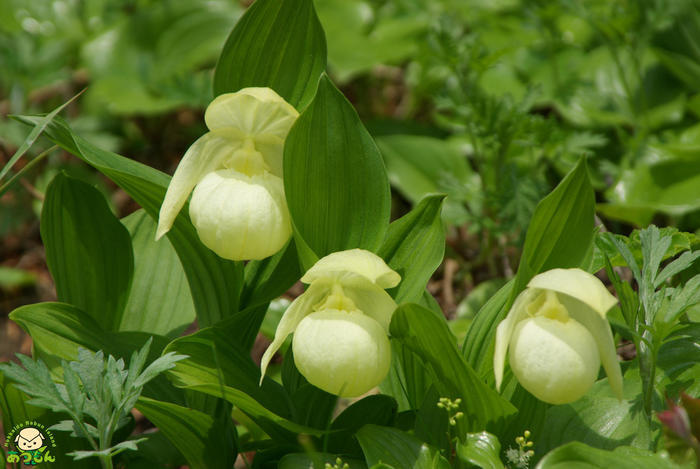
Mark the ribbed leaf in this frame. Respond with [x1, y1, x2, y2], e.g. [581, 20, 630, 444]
[136, 397, 236, 469]
[14, 115, 243, 327]
[163, 313, 322, 440]
[357, 424, 450, 469]
[9, 302, 181, 404]
[41, 173, 133, 331]
[536, 442, 678, 469]
[213, 0, 327, 110]
[284, 75, 391, 260]
[379, 194, 445, 303]
[121, 210, 195, 337]
[390, 304, 516, 433]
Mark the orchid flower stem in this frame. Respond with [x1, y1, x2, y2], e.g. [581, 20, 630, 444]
[637, 329, 657, 424]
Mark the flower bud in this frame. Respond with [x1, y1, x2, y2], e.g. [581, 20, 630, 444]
[260, 249, 400, 397]
[494, 268, 623, 405]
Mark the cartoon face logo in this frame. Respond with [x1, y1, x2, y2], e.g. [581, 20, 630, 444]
[14, 427, 45, 451]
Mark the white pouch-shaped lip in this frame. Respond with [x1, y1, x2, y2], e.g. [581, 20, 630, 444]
[188, 169, 291, 261]
[292, 309, 391, 397]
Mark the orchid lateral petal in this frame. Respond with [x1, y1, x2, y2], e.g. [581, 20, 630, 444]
[156, 133, 237, 240]
[494, 288, 536, 391]
[558, 294, 624, 400]
[259, 279, 333, 383]
[301, 248, 401, 288]
[337, 272, 398, 332]
[528, 268, 618, 317]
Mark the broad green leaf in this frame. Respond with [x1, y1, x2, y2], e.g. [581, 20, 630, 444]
[357, 424, 450, 469]
[414, 386, 450, 451]
[281, 348, 337, 430]
[163, 314, 322, 440]
[657, 324, 700, 397]
[456, 432, 504, 469]
[241, 239, 301, 310]
[213, 0, 327, 110]
[536, 442, 679, 469]
[316, 1, 428, 83]
[390, 304, 516, 433]
[376, 135, 472, 225]
[381, 340, 433, 412]
[327, 395, 397, 454]
[599, 150, 700, 226]
[14, 115, 243, 327]
[41, 173, 133, 331]
[136, 397, 236, 469]
[379, 194, 446, 303]
[463, 157, 594, 376]
[121, 210, 195, 337]
[9, 302, 181, 404]
[284, 75, 391, 259]
[537, 370, 652, 454]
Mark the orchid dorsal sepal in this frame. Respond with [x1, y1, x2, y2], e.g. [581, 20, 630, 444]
[260, 249, 400, 397]
[494, 268, 623, 405]
[156, 87, 299, 261]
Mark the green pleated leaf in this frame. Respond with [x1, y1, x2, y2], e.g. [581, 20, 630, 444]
[356, 424, 450, 469]
[456, 432, 504, 469]
[390, 304, 516, 433]
[514, 157, 595, 294]
[14, 115, 243, 328]
[284, 75, 391, 260]
[536, 442, 679, 469]
[538, 369, 653, 454]
[213, 0, 327, 110]
[241, 239, 301, 310]
[41, 173, 133, 331]
[9, 302, 181, 404]
[463, 157, 595, 376]
[163, 313, 322, 440]
[379, 194, 446, 303]
[121, 210, 195, 337]
[136, 397, 236, 469]
[327, 395, 397, 454]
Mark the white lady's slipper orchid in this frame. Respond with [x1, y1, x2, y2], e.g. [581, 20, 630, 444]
[156, 87, 299, 260]
[494, 268, 623, 405]
[260, 249, 400, 397]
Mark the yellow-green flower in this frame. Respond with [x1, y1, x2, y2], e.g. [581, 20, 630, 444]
[156, 87, 299, 260]
[260, 249, 400, 397]
[494, 268, 623, 405]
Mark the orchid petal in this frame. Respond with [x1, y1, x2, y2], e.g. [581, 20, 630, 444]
[558, 294, 624, 400]
[301, 248, 401, 288]
[156, 133, 237, 240]
[494, 288, 537, 391]
[336, 272, 398, 332]
[528, 268, 618, 317]
[259, 279, 333, 383]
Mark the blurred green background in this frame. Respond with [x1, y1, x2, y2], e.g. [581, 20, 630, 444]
[1, 0, 700, 329]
